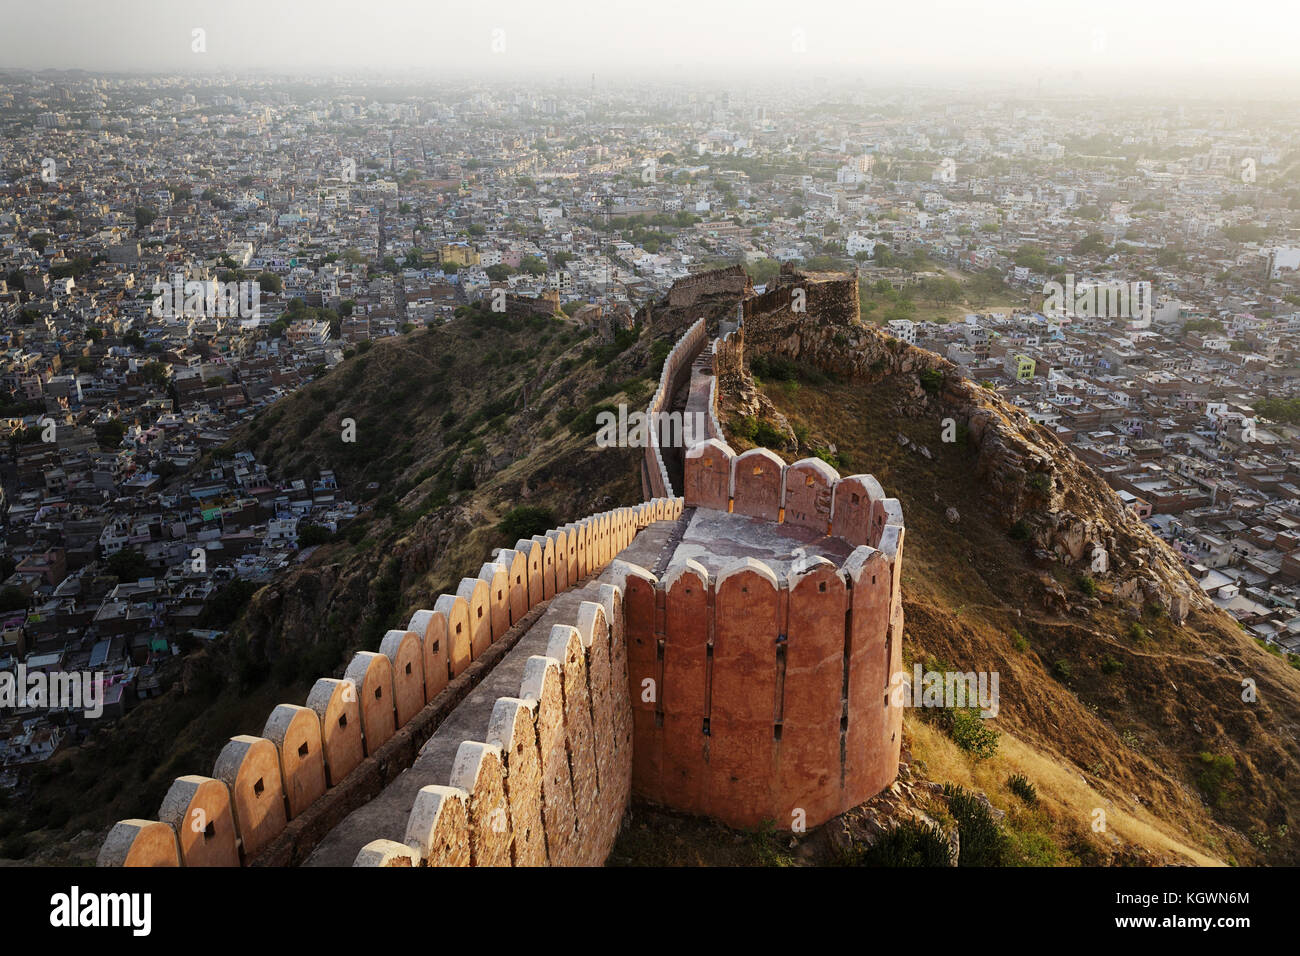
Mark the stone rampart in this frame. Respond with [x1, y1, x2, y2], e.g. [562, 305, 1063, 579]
[642, 317, 707, 499]
[97, 498, 685, 867]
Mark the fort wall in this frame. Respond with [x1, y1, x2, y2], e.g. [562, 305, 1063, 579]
[632, 441, 906, 831]
[742, 266, 861, 330]
[99, 272, 913, 867]
[97, 497, 685, 868]
[361, 593, 630, 867]
[502, 289, 561, 319]
[642, 317, 707, 499]
[665, 263, 752, 312]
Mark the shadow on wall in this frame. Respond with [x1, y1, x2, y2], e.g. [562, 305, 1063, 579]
[619, 544, 903, 832]
[643, 318, 707, 499]
[97, 498, 684, 867]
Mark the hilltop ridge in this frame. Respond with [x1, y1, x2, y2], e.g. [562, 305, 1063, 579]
[706, 267, 1300, 865]
[11, 267, 1300, 867]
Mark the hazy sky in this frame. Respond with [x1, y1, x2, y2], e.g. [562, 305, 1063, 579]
[2, 0, 1299, 89]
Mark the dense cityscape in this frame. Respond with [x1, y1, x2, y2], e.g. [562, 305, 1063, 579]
[1, 67, 1299, 839]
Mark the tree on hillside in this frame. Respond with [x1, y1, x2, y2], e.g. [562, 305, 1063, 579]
[106, 548, 150, 582]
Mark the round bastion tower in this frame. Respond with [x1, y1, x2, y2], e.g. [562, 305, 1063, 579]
[618, 438, 905, 831]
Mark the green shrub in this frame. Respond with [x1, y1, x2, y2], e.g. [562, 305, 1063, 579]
[942, 784, 1008, 866]
[750, 354, 798, 382]
[814, 447, 841, 469]
[1195, 752, 1236, 809]
[919, 368, 943, 393]
[1077, 575, 1097, 597]
[1010, 630, 1029, 652]
[297, 524, 335, 548]
[752, 420, 787, 449]
[498, 505, 555, 541]
[569, 403, 619, 438]
[1127, 622, 1147, 642]
[1008, 773, 1038, 805]
[1101, 655, 1124, 675]
[853, 820, 954, 867]
[1052, 658, 1073, 681]
[730, 416, 758, 440]
[949, 708, 999, 759]
[454, 462, 476, 491]
[1027, 472, 1052, 494]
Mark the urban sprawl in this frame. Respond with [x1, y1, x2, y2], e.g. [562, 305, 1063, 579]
[2, 73, 1300, 785]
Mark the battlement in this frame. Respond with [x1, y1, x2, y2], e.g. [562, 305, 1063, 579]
[500, 288, 561, 319]
[613, 443, 908, 830]
[743, 267, 860, 329]
[665, 264, 752, 309]
[642, 316, 707, 499]
[98, 498, 684, 867]
[684, 440, 903, 551]
[99, 271, 907, 867]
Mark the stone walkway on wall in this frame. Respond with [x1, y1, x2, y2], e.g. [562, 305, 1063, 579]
[683, 341, 715, 436]
[661, 338, 712, 496]
[301, 521, 680, 867]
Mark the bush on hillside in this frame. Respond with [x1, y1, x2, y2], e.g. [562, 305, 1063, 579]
[498, 505, 555, 542]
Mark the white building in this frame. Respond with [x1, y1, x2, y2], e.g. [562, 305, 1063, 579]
[886, 319, 916, 344]
[846, 232, 877, 256]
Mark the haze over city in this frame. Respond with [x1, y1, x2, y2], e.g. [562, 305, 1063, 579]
[3, 0, 1300, 92]
[0, 1, 1295, 933]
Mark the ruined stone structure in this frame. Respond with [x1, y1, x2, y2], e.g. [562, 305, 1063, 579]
[666, 264, 753, 312]
[502, 289, 561, 320]
[99, 266, 906, 867]
[743, 262, 861, 330]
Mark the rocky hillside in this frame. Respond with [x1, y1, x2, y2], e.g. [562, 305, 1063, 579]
[5, 302, 690, 863]
[707, 302, 1300, 865]
[10, 270, 1299, 867]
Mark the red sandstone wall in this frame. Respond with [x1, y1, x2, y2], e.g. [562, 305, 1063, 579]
[682, 439, 905, 552]
[642, 317, 707, 499]
[98, 498, 684, 868]
[614, 544, 903, 832]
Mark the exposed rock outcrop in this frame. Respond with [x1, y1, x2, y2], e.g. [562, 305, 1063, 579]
[736, 267, 1207, 620]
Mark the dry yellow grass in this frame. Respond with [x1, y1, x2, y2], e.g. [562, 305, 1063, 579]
[907, 716, 1225, 866]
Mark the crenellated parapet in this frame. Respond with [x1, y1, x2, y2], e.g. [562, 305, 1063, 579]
[625, 436, 908, 831]
[642, 317, 707, 499]
[357, 590, 633, 867]
[616, 542, 903, 831]
[683, 439, 904, 552]
[98, 497, 685, 868]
